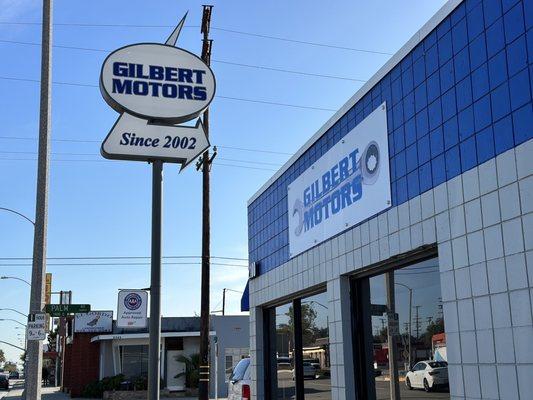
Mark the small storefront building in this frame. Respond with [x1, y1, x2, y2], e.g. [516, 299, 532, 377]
[244, 0, 532, 399]
[63, 315, 249, 398]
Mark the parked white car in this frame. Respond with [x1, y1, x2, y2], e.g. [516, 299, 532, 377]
[405, 360, 448, 392]
[228, 358, 251, 400]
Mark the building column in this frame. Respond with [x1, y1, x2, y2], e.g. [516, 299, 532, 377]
[327, 276, 355, 400]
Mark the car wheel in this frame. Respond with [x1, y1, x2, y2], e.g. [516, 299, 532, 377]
[423, 378, 432, 392]
[406, 377, 412, 390]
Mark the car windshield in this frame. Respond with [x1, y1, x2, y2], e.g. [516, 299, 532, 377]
[230, 358, 250, 382]
[428, 361, 448, 368]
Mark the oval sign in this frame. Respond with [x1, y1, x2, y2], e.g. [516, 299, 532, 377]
[100, 43, 216, 123]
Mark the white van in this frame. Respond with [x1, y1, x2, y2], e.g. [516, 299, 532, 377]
[228, 358, 251, 400]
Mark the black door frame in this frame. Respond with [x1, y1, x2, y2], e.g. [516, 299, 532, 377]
[349, 246, 438, 399]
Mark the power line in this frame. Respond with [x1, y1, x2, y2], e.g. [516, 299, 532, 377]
[0, 157, 278, 171]
[0, 22, 393, 56]
[0, 136, 293, 156]
[211, 27, 393, 55]
[0, 150, 283, 167]
[0, 39, 367, 83]
[0, 75, 336, 112]
[0, 262, 248, 268]
[0, 255, 248, 261]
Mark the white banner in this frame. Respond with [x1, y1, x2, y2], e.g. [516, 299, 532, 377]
[117, 290, 148, 328]
[288, 103, 391, 257]
[75, 311, 113, 333]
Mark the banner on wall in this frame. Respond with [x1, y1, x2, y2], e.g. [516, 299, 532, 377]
[75, 311, 113, 333]
[288, 103, 391, 257]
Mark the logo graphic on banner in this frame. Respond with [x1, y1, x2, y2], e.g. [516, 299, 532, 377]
[100, 14, 215, 168]
[117, 290, 148, 328]
[124, 293, 142, 310]
[288, 103, 391, 257]
[75, 311, 113, 333]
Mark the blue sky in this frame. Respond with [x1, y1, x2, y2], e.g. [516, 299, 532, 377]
[0, 0, 446, 363]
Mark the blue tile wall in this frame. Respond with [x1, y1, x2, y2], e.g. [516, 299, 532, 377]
[248, 0, 533, 275]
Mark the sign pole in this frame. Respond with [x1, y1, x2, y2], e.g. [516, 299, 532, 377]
[26, 1, 52, 399]
[148, 160, 163, 400]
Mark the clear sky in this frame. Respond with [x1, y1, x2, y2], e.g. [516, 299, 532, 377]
[0, 0, 447, 364]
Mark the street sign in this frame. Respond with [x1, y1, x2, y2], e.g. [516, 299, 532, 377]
[99, 16, 215, 167]
[117, 290, 148, 328]
[44, 304, 91, 317]
[27, 312, 47, 341]
[27, 322, 46, 341]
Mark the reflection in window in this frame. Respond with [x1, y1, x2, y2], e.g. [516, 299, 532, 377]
[121, 345, 149, 378]
[366, 257, 449, 399]
[275, 303, 295, 399]
[301, 292, 331, 399]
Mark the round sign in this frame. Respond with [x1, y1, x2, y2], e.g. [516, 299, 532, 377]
[100, 43, 216, 123]
[124, 293, 143, 311]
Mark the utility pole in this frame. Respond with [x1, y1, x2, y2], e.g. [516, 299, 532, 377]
[26, 1, 52, 399]
[413, 305, 422, 340]
[199, 5, 213, 400]
[222, 288, 226, 316]
[385, 272, 400, 400]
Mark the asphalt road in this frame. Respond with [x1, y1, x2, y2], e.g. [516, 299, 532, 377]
[375, 381, 450, 399]
[275, 370, 450, 399]
[0, 379, 24, 399]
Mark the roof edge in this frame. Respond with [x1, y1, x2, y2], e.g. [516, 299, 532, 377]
[247, 0, 463, 206]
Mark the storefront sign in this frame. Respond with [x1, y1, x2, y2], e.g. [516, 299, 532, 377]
[100, 17, 215, 166]
[288, 104, 391, 257]
[75, 311, 113, 333]
[117, 290, 148, 328]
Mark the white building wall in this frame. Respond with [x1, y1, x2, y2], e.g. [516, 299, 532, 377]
[249, 139, 533, 399]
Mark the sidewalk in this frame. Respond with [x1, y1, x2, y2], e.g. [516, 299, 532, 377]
[3, 386, 225, 400]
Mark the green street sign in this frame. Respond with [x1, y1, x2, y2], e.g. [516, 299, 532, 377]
[44, 304, 91, 316]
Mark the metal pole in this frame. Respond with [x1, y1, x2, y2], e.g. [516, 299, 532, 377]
[408, 288, 412, 369]
[148, 160, 163, 400]
[26, 1, 52, 398]
[222, 288, 226, 316]
[385, 272, 400, 400]
[199, 6, 213, 400]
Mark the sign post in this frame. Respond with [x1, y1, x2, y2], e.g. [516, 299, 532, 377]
[99, 13, 215, 400]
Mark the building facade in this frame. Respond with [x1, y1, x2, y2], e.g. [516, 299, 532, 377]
[246, 0, 532, 399]
[63, 315, 249, 398]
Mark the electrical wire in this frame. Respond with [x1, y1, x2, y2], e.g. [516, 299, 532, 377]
[0, 76, 336, 112]
[0, 39, 367, 83]
[0, 136, 293, 156]
[0, 157, 278, 171]
[0, 255, 248, 261]
[0, 22, 393, 56]
[0, 150, 283, 167]
[0, 262, 248, 268]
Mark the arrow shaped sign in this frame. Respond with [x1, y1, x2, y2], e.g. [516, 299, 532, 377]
[101, 113, 209, 168]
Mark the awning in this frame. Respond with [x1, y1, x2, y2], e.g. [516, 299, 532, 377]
[91, 331, 215, 343]
[241, 280, 249, 312]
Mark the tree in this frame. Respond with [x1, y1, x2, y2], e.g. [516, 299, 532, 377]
[284, 304, 318, 347]
[3, 362, 17, 372]
[424, 317, 445, 346]
[0, 349, 5, 364]
[175, 353, 200, 389]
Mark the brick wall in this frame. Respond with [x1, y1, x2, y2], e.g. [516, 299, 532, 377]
[63, 333, 100, 397]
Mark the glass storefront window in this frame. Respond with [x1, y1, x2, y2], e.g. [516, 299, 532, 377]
[274, 302, 296, 399]
[121, 345, 149, 378]
[354, 257, 450, 399]
[266, 292, 331, 399]
[301, 292, 331, 399]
